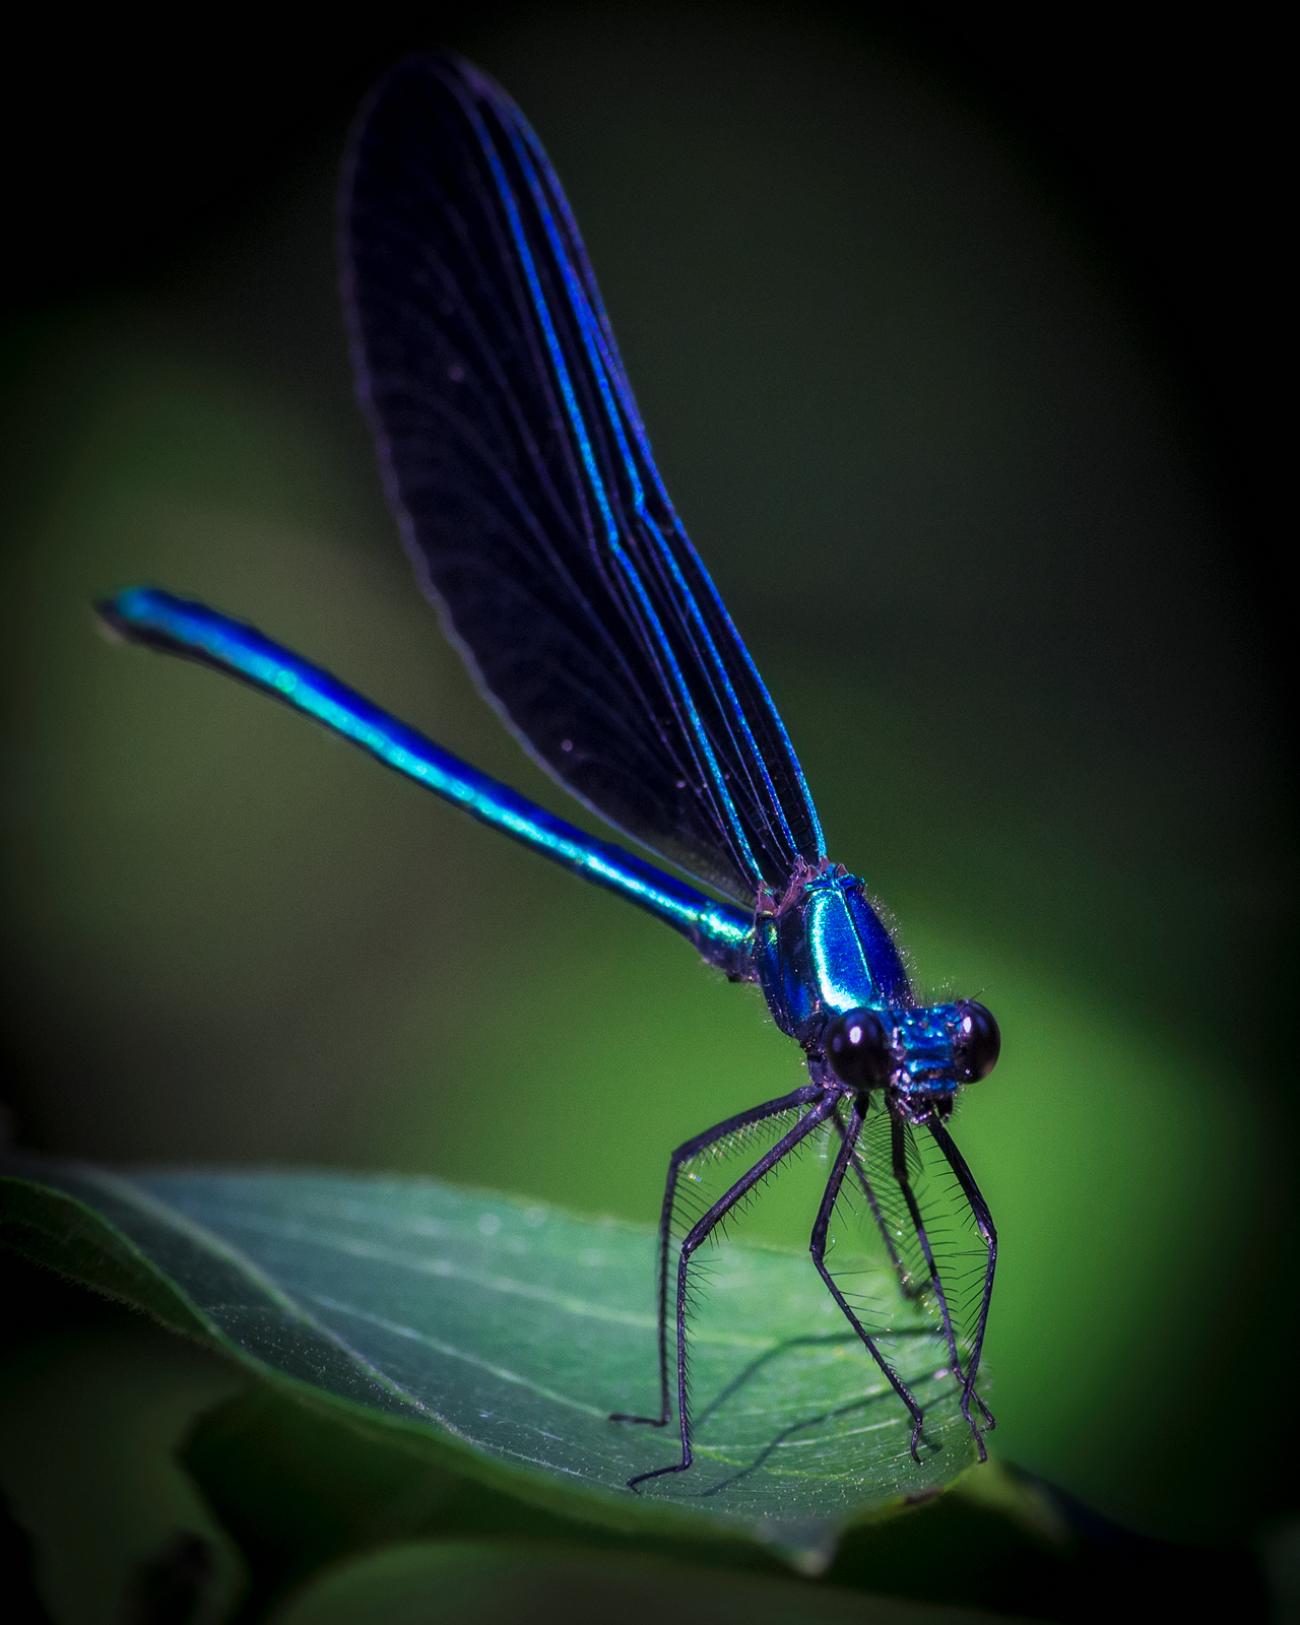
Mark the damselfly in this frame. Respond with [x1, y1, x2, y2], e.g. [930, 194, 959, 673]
[100, 53, 1000, 1490]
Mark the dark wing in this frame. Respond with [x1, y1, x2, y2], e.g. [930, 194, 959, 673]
[340, 53, 825, 902]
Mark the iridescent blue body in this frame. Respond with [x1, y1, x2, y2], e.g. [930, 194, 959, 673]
[752, 865, 980, 1109]
[755, 865, 911, 1035]
[100, 52, 1000, 1491]
[103, 590, 983, 1118]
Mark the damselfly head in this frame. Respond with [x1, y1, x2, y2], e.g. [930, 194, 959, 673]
[821, 999, 1000, 1097]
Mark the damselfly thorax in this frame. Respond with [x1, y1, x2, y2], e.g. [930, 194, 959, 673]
[754, 864, 1001, 1120]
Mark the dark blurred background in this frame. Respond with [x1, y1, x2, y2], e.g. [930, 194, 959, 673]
[3, 0, 1291, 1564]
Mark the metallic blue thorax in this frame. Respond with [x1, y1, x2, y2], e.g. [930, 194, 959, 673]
[754, 869, 972, 1106]
[754, 869, 911, 1037]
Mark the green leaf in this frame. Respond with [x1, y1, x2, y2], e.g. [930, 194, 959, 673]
[0, 1161, 982, 1569]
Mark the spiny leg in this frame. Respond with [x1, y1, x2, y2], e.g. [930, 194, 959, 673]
[887, 1114, 994, 1454]
[625, 1093, 836, 1492]
[830, 1102, 920, 1298]
[926, 1116, 998, 1449]
[811, 1098, 928, 1463]
[610, 1084, 821, 1430]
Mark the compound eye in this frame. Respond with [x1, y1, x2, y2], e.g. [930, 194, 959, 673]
[824, 1008, 895, 1089]
[955, 1001, 1000, 1081]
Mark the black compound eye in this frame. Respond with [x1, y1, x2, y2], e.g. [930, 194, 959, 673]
[824, 1008, 895, 1089]
[955, 1001, 1000, 1082]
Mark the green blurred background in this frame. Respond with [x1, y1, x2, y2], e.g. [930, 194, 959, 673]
[3, 0, 1290, 1566]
